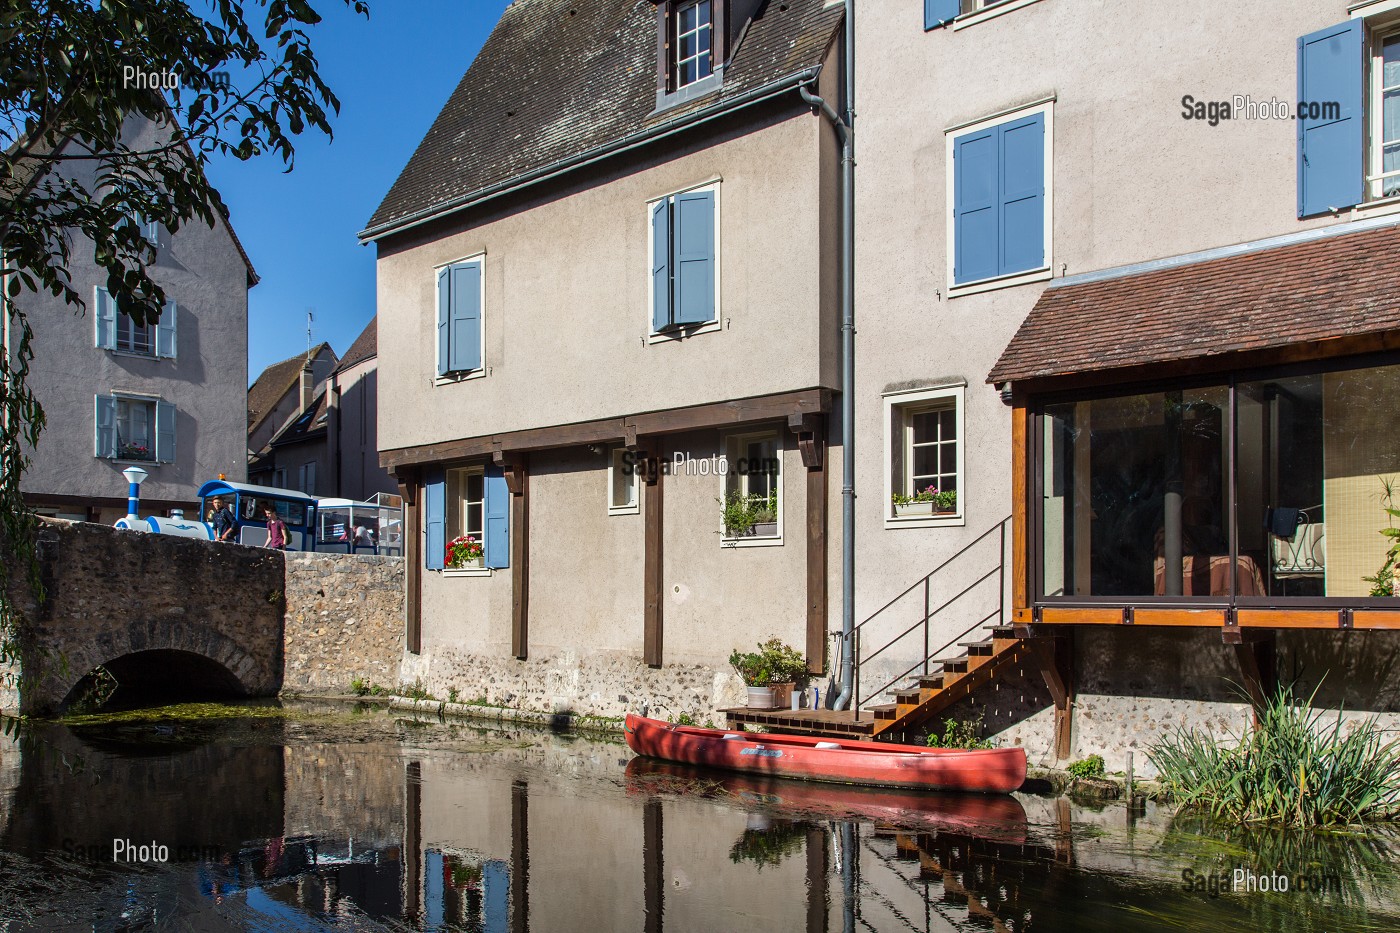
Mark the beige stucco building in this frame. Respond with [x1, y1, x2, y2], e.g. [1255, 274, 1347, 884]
[366, 0, 1400, 766]
[10, 114, 256, 525]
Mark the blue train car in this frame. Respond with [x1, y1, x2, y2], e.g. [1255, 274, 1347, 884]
[196, 480, 318, 551]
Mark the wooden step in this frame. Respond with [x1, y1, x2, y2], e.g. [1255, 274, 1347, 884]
[868, 703, 900, 720]
[869, 639, 1033, 738]
[958, 638, 994, 654]
[891, 688, 924, 704]
[988, 625, 1016, 639]
[915, 674, 945, 689]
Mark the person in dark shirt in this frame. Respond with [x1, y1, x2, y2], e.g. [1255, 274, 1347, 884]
[210, 496, 237, 542]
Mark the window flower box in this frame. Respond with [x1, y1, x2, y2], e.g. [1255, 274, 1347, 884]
[892, 487, 957, 518]
[446, 535, 484, 570]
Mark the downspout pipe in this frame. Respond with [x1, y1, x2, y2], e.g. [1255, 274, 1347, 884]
[798, 0, 856, 711]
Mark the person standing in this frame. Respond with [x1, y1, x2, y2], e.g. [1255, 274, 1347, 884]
[210, 496, 237, 542]
[263, 505, 288, 551]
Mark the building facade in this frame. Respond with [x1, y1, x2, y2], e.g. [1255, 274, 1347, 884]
[12, 114, 256, 525]
[364, 0, 846, 714]
[853, 0, 1400, 766]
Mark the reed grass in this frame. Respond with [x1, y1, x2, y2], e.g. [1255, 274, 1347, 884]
[1148, 683, 1400, 826]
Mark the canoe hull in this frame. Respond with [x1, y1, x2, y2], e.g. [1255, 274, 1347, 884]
[623, 714, 1026, 794]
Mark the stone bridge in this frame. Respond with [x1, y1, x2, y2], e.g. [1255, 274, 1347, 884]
[3, 518, 403, 715]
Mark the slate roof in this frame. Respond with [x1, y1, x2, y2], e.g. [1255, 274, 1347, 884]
[988, 222, 1400, 385]
[269, 388, 330, 448]
[334, 317, 377, 374]
[362, 0, 843, 239]
[247, 342, 336, 434]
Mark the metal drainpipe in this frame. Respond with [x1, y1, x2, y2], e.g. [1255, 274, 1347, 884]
[797, 0, 856, 711]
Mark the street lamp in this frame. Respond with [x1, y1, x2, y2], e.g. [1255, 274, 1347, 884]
[121, 465, 149, 521]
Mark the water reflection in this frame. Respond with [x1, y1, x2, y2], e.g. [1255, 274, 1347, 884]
[0, 706, 1394, 932]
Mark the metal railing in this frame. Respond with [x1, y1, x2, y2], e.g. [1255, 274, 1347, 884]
[847, 516, 1011, 720]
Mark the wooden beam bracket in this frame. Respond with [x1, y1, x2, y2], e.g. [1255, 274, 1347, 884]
[1123, 606, 1134, 626]
[1340, 607, 1354, 630]
[1222, 606, 1241, 645]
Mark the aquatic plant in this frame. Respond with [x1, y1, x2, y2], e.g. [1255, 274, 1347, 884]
[1068, 754, 1106, 779]
[1149, 682, 1400, 825]
[924, 714, 997, 750]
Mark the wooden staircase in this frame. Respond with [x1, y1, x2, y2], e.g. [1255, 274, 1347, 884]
[863, 622, 1031, 740]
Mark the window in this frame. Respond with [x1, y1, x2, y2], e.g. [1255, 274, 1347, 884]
[93, 286, 178, 358]
[94, 394, 175, 463]
[675, 1, 713, 88]
[925, 0, 1043, 30]
[650, 184, 718, 334]
[273, 468, 288, 489]
[1037, 358, 1400, 602]
[447, 467, 485, 543]
[424, 464, 510, 572]
[721, 431, 781, 544]
[885, 385, 965, 526]
[609, 448, 639, 515]
[1372, 28, 1400, 198]
[947, 102, 1051, 293]
[298, 461, 317, 496]
[435, 257, 483, 379]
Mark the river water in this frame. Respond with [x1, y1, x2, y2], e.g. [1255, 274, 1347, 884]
[0, 701, 1394, 932]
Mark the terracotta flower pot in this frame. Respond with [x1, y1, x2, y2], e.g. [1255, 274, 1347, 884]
[770, 682, 795, 708]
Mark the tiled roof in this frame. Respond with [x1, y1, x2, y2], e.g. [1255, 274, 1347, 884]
[988, 222, 1400, 385]
[247, 342, 336, 435]
[334, 317, 376, 374]
[362, 0, 843, 238]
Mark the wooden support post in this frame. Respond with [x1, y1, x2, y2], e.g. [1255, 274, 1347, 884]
[510, 779, 529, 933]
[496, 451, 531, 661]
[1233, 632, 1277, 727]
[397, 470, 422, 655]
[791, 413, 828, 675]
[1010, 395, 1029, 616]
[404, 760, 422, 922]
[643, 797, 663, 933]
[642, 446, 664, 667]
[1030, 636, 1074, 762]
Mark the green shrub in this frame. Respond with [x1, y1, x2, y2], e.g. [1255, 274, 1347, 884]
[1067, 754, 1106, 779]
[447, 687, 460, 705]
[350, 677, 370, 697]
[1149, 682, 1400, 826]
[729, 638, 808, 687]
[925, 715, 997, 750]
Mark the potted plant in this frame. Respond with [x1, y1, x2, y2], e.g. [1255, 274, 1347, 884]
[730, 638, 807, 709]
[721, 491, 779, 538]
[758, 637, 808, 708]
[729, 645, 775, 708]
[445, 535, 484, 569]
[892, 486, 957, 517]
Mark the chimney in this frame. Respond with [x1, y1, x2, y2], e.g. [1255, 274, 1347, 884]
[299, 360, 315, 414]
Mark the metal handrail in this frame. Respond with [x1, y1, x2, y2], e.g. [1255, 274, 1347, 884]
[846, 516, 1011, 721]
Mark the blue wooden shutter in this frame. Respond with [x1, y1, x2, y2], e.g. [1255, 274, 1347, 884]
[1298, 21, 1364, 217]
[953, 127, 999, 284]
[673, 190, 716, 325]
[436, 267, 450, 377]
[449, 261, 482, 373]
[156, 300, 177, 358]
[651, 198, 673, 331]
[999, 113, 1046, 276]
[155, 400, 176, 463]
[484, 861, 509, 932]
[94, 395, 116, 458]
[424, 469, 446, 570]
[925, 0, 959, 30]
[94, 287, 116, 349]
[484, 462, 510, 569]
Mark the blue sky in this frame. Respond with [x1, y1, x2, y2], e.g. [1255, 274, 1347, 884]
[204, 0, 511, 384]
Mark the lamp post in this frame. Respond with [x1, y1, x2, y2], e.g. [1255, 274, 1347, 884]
[121, 465, 149, 522]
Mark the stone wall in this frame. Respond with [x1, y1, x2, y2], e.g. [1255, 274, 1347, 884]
[282, 553, 404, 696]
[399, 646, 748, 726]
[5, 518, 285, 714]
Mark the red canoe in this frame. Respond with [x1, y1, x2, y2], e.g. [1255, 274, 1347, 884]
[624, 757, 1029, 842]
[623, 714, 1026, 794]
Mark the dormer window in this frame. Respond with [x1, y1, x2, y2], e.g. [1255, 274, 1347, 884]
[675, 0, 714, 88]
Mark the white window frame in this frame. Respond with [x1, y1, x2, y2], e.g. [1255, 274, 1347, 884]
[444, 465, 491, 577]
[113, 394, 157, 464]
[115, 307, 155, 356]
[1366, 20, 1400, 202]
[433, 250, 488, 386]
[674, 0, 714, 89]
[951, 0, 1046, 31]
[944, 98, 1055, 299]
[720, 430, 784, 548]
[608, 448, 640, 516]
[884, 384, 966, 530]
[646, 179, 722, 343]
